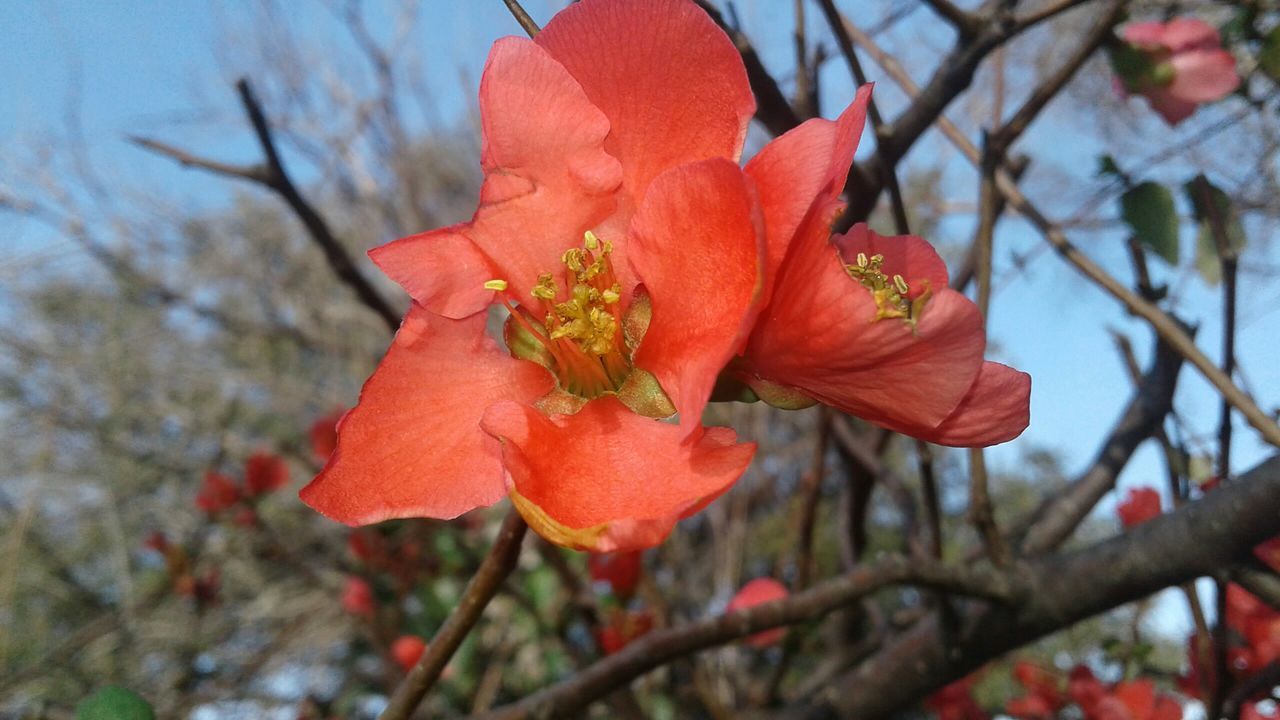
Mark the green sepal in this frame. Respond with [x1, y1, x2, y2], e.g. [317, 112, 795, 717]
[710, 372, 760, 403]
[746, 376, 818, 411]
[622, 290, 652, 353]
[504, 309, 553, 369]
[534, 389, 588, 416]
[616, 367, 676, 418]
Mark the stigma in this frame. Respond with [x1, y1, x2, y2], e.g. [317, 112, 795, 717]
[844, 252, 931, 329]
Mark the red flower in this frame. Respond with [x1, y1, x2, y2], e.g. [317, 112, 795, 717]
[595, 608, 654, 655]
[1007, 661, 1066, 719]
[927, 674, 988, 720]
[1117, 486, 1162, 528]
[728, 94, 1030, 447]
[1254, 536, 1280, 573]
[1116, 18, 1240, 125]
[341, 577, 375, 616]
[726, 577, 789, 648]
[196, 471, 242, 514]
[390, 635, 427, 672]
[1069, 666, 1107, 712]
[143, 531, 170, 554]
[301, 0, 762, 552]
[309, 409, 344, 463]
[244, 452, 290, 497]
[587, 551, 643, 599]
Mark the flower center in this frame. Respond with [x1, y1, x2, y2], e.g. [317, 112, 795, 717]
[488, 231, 631, 398]
[844, 252, 931, 329]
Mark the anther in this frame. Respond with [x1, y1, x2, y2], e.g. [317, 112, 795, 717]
[483, 279, 508, 291]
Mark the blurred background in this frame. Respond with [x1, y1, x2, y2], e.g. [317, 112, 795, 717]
[2, 1, 1278, 718]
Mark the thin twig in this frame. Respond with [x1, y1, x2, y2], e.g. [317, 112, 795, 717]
[921, 0, 978, 36]
[500, 0, 541, 38]
[815, 0, 910, 233]
[132, 79, 401, 332]
[967, 136, 1012, 566]
[381, 510, 527, 720]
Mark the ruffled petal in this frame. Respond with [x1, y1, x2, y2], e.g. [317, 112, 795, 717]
[1169, 49, 1240, 103]
[300, 306, 554, 525]
[629, 158, 765, 438]
[1160, 17, 1221, 53]
[469, 36, 625, 305]
[914, 361, 1030, 447]
[370, 226, 496, 319]
[535, 0, 755, 206]
[744, 223, 985, 432]
[744, 86, 872, 299]
[481, 397, 755, 551]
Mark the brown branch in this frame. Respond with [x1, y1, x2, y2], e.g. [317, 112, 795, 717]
[782, 453, 1280, 720]
[471, 557, 1020, 720]
[381, 509, 527, 720]
[1019, 331, 1185, 555]
[921, 0, 979, 36]
[1233, 566, 1280, 612]
[815, 0, 909, 234]
[500, 0, 541, 37]
[967, 137, 1011, 566]
[132, 79, 401, 333]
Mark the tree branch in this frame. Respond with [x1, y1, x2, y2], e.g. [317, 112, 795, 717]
[782, 453, 1280, 720]
[472, 557, 1019, 720]
[132, 79, 402, 332]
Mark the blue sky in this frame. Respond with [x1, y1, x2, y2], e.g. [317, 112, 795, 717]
[3, 0, 1277, 628]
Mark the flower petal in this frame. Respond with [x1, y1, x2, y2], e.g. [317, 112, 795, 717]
[745, 223, 985, 433]
[469, 36, 625, 305]
[1121, 21, 1166, 48]
[1169, 49, 1240, 103]
[919, 361, 1031, 447]
[370, 227, 496, 320]
[1143, 88, 1199, 125]
[535, 0, 755, 205]
[481, 397, 755, 551]
[744, 86, 873, 298]
[629, 158, 764, 438]
[300, 306, 554, 525]
[1161, 17, 1221, 53]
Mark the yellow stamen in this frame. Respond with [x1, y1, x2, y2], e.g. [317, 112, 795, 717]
[844, 252, 929, 329]
[483, 279, 508, 291]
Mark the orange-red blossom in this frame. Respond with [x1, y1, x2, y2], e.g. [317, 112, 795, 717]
[301, 0, 1029, 552]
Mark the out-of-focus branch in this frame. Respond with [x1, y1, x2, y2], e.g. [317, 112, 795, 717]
[472, 556, 1019, 720]
[779, 453, 1280, 720]
[381, 510, 528, 720]
[920, 0, 979, 37]
[1019, 332, 1185, 555]
[132, 78, 401, 332]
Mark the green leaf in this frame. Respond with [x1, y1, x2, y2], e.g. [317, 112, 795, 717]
[76, 687, 155, 720]
[1108, 42, 1158, 91]
[1261, 25, 1280, 81]
[1120, 182, 1180, 265]
[1184, 176, 1246, 285]
[1096, 154, 1122, 179]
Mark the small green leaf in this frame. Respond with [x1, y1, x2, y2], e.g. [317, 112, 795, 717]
[1096, 154, 1122, 179]
[1184, 176, 1246, 285]
[1120, 182, 1180, 265]
[1109, 42, 1159, 91]
[1261, 25, 1280, 81]
[76, 687, 155, 720]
